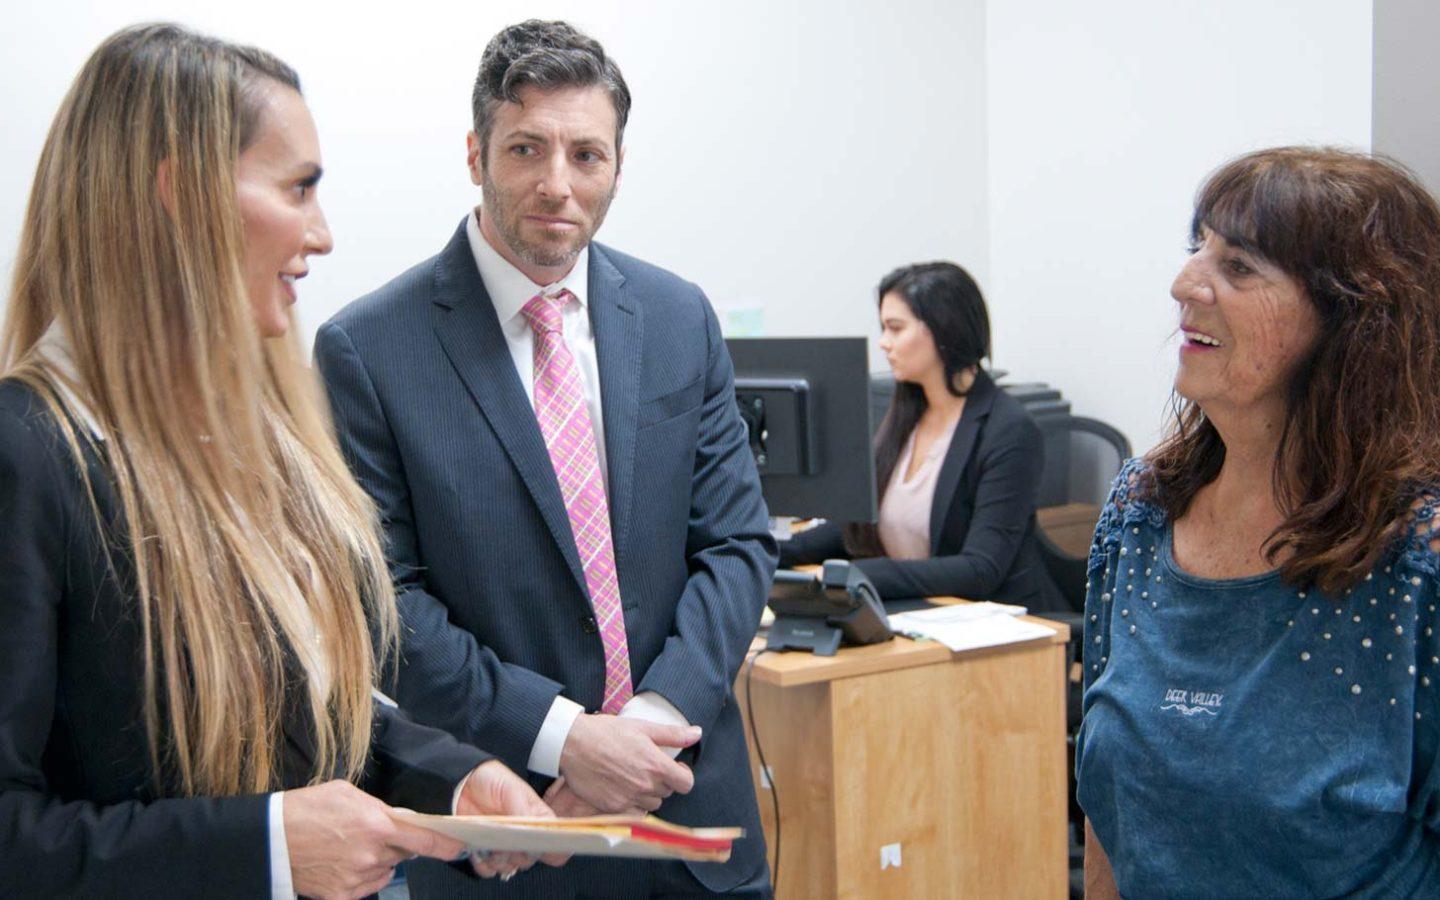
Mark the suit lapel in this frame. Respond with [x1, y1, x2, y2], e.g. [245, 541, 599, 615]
[428, 222, 589, 596]
[587, 245, 640, 566]
[930, 371, 997, 555]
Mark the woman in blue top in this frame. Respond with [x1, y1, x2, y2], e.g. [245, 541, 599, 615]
[1079, 147, 1440, 898]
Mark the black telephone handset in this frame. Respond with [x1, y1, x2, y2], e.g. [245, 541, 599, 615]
[765, 560, 894, 656]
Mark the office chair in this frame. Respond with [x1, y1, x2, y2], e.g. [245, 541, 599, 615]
[1031, 413, 1130, 734]
[1026, 413, 1130, 887]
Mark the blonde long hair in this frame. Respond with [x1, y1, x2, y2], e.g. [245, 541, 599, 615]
[1, 23, 397, 795]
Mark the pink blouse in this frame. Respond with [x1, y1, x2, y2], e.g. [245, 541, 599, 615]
[877, 415, 960, 560]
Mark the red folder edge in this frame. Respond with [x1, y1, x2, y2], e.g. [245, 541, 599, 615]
[628, 824, 735, 852]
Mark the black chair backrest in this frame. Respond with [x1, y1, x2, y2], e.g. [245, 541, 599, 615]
[1036, 415, 1131, 508]
[1033, 415, 1131, 612]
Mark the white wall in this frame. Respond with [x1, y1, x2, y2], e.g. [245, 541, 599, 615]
[1, 2, 1377, 456]
[0, 0, 990, 359]
[985, 1, 1373, 452]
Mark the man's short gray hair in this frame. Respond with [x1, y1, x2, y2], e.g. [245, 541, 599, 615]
[472, 20, 631, 158]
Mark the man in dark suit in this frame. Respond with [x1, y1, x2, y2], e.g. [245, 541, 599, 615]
[314, 19, 777, 898]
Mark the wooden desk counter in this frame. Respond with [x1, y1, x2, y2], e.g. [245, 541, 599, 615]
[738, 601, 1069, 899]
[746, 603, 1069, 687]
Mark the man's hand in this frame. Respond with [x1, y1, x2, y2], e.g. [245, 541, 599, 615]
[543, 776, 645, 819]
[558, 714, 700, 813]
[457, 759, 570, 875]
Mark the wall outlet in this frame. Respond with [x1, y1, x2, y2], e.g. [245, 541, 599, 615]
[880, 843, 902, 870]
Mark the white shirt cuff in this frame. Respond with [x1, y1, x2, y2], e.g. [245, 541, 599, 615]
[268, 792, 296, 900]
[620, 691, 691, 759]
[527, 695, 584, 777]
[451, 771, 469, 814]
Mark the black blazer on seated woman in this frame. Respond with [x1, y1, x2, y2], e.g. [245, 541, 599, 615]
[781, 371, 1065, 612]
[0, 380, 489, 898]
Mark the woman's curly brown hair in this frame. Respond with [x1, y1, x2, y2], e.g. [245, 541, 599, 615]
[1144, 147, 1440, 593]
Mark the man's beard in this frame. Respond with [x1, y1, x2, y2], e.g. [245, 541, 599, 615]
[482, 170, 616, 270]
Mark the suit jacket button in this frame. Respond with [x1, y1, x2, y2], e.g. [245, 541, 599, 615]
[581, 615, 599, 634]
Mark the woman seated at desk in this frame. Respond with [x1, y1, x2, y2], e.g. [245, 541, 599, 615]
[781, 262, 1064, 611]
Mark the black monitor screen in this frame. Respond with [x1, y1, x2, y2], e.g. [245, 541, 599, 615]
[726, 337, 877, 523]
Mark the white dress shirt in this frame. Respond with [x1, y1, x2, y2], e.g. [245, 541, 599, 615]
[465, 211, 690, 777]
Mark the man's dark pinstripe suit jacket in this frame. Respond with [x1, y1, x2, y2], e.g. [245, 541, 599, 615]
[314, 220, 778, 896]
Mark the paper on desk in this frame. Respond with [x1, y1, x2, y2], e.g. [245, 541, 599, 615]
[889, 601, 1027, 626]
[888, 604, 1053, 652]
[391, 809, 741, 863]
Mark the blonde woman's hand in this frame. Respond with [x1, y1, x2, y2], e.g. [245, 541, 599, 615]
[456, 759, 572, 877]
[283, 779, 468, 900]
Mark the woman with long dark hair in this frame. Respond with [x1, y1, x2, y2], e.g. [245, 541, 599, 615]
[782, 262, 1063, 611]
[1079, 148, 1440, 897]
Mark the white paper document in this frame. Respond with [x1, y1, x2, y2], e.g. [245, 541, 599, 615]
[888, 604, 1055, 652]
[900, 601, 1028, 622]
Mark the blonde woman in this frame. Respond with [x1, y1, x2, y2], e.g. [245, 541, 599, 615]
[0, 24, 559, 898]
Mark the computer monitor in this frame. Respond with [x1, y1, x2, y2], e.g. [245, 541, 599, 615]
[726, 337, 877, 523]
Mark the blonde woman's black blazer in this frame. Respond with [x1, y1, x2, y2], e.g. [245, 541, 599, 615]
[0, 379, 489, 897]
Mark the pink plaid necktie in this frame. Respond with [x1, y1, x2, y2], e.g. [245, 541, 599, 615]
[521, 290, 633, 713]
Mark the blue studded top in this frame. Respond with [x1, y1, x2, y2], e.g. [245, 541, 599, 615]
[1076, 458, 1440, 898]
